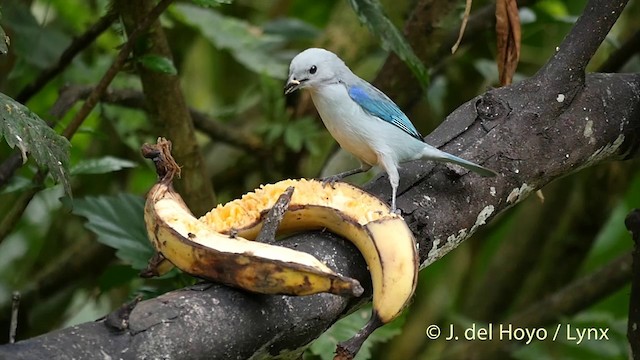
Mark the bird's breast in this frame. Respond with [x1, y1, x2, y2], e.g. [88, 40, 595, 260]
[310, 85, 379, 165]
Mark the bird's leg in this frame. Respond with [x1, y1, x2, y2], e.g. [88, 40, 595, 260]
[320, 164, 372, 188]
[377, 156, 400, 214]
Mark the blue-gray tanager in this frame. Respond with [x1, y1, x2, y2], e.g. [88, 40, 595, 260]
[284, 48, 496, 212]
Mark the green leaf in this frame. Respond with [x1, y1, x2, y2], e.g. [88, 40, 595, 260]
[0, 92, 71, 195]
[71, 156, 138, 175]
[172, 4, 288, 79]
[137, 54, 178, 75]
[190, 0, 232, 7]
[308, 306, 404, 360]
[2, 1, 70, 69]
[263, 18, 320, 41]
[72, 194, 153, 270]
[348, 0, 429, 89]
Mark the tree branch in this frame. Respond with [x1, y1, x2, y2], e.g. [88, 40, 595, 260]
[0, 232, 370, 358]
[536, 0, 628, 98]
[14, 10, 118, 104]
[598, 29, 640, 73]
[50, 85, 269, 156]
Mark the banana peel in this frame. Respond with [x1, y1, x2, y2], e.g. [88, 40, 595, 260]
[141, 138, 419, 360]
[142, 139, 362, 296]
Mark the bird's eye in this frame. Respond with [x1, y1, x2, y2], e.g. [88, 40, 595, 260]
[309, 65, 317, 74]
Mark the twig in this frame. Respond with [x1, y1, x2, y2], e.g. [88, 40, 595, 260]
[625, 209, 640, 358]
[104, 295, 143, 332]
[598, 29, 640, 73]
[537, 0, 628, 90]
[0, 153, 22, 189]
[15, 10, 118, 103]
[451, 0, 473, 54]
[9, 292, 19, 344]
[0, 171, 45, 245]
[62, 0, 175, 139]
[0, 240, 113, 341]
[255, 187, 295, 244]
[51, 85, 269, 155]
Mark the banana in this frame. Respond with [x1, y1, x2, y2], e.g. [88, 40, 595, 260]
[143, 140, 363, 297]
[142, 138, 419, 359]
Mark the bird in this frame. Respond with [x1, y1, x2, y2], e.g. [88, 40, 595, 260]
[284, 48, 496, 213]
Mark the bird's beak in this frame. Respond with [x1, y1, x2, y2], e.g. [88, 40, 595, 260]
[284, 79, 301, 95]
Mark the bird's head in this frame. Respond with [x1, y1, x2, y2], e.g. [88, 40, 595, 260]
[284, 48, 346, 95]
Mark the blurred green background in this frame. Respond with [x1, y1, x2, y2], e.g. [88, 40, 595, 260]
[0, 0, 639, 359]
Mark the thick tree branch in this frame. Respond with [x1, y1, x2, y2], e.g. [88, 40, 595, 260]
[0, 233, 370, 358]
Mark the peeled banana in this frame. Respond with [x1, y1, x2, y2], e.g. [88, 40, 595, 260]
[142, 138, 419, 359]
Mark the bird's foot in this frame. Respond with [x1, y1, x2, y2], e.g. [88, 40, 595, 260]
[320, 175, 342, 188]
[391, 208, 401, 216]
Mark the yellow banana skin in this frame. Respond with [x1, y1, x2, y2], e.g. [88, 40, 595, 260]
[143, 140, 363, 297]
[145, 182, 364, 297]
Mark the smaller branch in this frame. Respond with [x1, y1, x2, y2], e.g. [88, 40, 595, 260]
[255, 187, 295, 244]
[537, 0, 628, 88]
[15, 10, 118, 103]
[0, 153, 23, 189]
[62, 0, 174, 139]
[450, 0, 473, 54]
[1, 10, 117, 190]
[598, 29, 640, 73]
[9, 292, 19, 344]
[0, 171, 45, 245]
[51, 85, 269, 155]
[625, 209, 640, 357]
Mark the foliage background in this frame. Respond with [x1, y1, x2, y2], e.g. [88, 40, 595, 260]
[0, 0, 639, 359]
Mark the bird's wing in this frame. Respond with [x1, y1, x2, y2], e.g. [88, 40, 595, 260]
[347, 81, 423, 141]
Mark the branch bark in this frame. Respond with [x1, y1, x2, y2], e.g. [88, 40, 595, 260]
[1, 0, 637, 358]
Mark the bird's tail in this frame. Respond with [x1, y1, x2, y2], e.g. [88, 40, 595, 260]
[421, 145, 497, 177]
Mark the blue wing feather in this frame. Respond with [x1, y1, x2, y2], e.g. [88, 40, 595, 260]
[347, 83, 423, 141]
